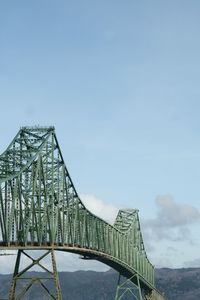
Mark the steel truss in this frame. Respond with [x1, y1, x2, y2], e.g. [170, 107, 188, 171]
[114, 273, 156, 300]
[0, 127, 166, 300]
[115, 273, 143, 300]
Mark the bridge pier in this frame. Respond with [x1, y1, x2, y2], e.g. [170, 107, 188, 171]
[8, 249, 62, 300]
[115, 273, 144, 300]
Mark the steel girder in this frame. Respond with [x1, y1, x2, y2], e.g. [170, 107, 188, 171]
[0, 127, 165, 300]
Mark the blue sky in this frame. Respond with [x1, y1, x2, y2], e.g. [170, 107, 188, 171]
[1, 0, 200, 271]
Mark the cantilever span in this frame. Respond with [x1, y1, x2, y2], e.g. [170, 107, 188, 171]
[0, 127, 165, 300]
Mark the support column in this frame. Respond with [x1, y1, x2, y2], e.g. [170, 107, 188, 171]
[9, 249, 62, 300]
[115, 273, 144, 300]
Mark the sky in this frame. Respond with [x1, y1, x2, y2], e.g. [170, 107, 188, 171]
[1, 0, 200, 273]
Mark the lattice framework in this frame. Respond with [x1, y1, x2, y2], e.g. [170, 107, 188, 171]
[0, 127, 165, 300]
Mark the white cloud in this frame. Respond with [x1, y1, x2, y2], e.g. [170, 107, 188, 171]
[155, 195, 200, 227]
[140, 195, 200, 268]
[80, 194, 119, 225]
[142, 195, 200, 242]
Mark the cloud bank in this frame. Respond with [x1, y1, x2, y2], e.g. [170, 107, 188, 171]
[142, 195, 200, 242]
[80, 194, 119, 224]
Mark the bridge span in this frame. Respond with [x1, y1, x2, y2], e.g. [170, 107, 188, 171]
[0, 127, 166, 300]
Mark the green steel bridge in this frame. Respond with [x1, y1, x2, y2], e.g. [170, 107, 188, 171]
[0, 127, 166, 300]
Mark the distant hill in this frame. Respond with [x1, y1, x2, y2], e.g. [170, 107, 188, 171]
[0, 268, 200, 299]
[155, 268, 200, 300]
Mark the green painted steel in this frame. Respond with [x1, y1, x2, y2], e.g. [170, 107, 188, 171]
[0, 127, 165, 299]
[115, 274, 143, 300]
[9, 249, 62, 300]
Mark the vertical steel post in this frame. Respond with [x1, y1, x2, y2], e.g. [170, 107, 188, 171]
[9, 250, 22, 299]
